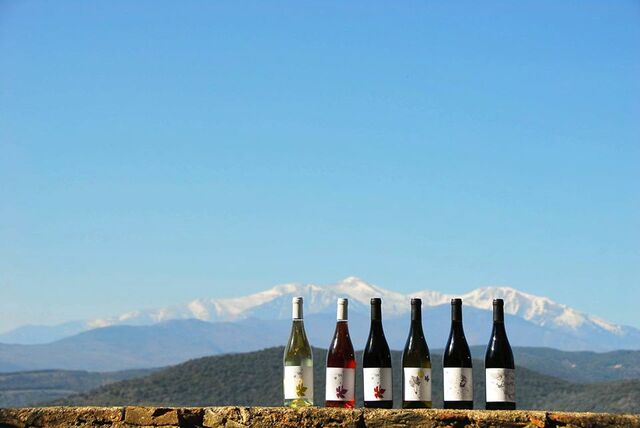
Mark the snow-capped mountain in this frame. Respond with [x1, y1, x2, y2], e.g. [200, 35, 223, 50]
[418, 286, 623, 335]
[86, 276, 408, 327]
[85, 276, 625, 336]
[1, 277, 638, 351]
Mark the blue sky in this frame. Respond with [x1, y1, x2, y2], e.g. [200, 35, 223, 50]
[1, 0, 639, 332]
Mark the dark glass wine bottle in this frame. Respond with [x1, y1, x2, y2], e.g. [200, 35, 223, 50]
[485, 298, 516, 410]
[362, 298, 393, 409]
[283, 297, 313, 407]
[443, 298, 473, 409]
[402, 298, 432, 408]
[325, 298, 356, 408]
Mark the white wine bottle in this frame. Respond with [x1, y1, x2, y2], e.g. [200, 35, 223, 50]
[402, 298, 432, 408]
[283, 296, 313, 407]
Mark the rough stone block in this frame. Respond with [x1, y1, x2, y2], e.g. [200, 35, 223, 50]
[0, 406, 638, 427]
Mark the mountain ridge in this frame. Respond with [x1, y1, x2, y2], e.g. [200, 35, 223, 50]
[1, 277, 638, 351]
[1, 314, 639, 373]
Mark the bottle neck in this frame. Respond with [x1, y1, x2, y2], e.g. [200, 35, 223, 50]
[451, 303, 462, 322]
[450, 319, 465, 334]
[368, 319, 386, 343]
[369, 298, 383, 334]
[493, 303, 504, 323]
[292, 301, 303, 320]
[334, 319, 350, 337]
[409, 304, 424, 336]
[371, 302, 382, 321]
[370, 318, 383, 330]
[337, 301, 348, 321]
[451, 300, 464, 335]
[289, 318, 307, 345]
[491, 321, 506, 336]
[409, 319, 424, 339]
[411, 304, 422, 321]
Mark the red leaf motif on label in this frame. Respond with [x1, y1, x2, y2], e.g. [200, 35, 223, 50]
[336, 385, 347, 399]
[373, 385, 385, 399]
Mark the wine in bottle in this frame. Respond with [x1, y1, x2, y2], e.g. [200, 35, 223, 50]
[283, 297, 313, 407]
[485, 298, 516, 410]
[402, 298, 432, 409]
[363, 297, 393, 409]
[443, 298, 473, 409]
[325, 298, 356, 408]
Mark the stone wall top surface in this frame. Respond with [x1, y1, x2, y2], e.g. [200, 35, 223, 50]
[0, 406, 638, 428]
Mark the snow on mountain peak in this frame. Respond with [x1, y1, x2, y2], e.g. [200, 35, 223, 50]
[187, 300, 211, 321]
[84, 277, 624, 337]
[447, 285, 623, 334]
[332, 276, 397, 298]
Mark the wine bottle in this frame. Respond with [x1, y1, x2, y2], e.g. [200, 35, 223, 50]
[363, 298, 393, 409]
[402, 298, 432, 408]
[443, 298, 473, 409]
[283, 297, 313, 407]
[485, 298, 516, 410]
[325, 298, 356, 408]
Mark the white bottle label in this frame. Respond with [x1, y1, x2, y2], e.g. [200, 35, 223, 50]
[486, 368, 515, 403]
[403, 367, 432, 401]
[363, 367, 393, 401]
[325, 367, 355, 401]
[283, 366, 313, 400]
[443, 367, 473, 401]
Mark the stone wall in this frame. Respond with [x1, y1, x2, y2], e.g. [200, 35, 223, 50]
[0, 407, 639, 427]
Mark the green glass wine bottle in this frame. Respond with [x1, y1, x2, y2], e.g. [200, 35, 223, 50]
[402, 298, 432, 408]
[283, 297, 314, 407]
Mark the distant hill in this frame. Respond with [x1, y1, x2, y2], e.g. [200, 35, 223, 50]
[3, 316, 640, 376]
[0, 319, 283, 372]
[50, 347, 640, 413]
[0, 322, 87, 345]
[0, 368, 152, 407]
[504, 347, 640, 383]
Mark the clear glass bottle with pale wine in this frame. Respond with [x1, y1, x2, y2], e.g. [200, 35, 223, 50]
[283, 296, 313, 407]
[402, 298, 432, 408]
[363, 297, 393, 409]
[485, 298, 516, 410]
[443, 298, 473, 409]
[325, 298, 356, 408]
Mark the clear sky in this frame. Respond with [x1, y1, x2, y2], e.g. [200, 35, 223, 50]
[1, 0, 639, 332]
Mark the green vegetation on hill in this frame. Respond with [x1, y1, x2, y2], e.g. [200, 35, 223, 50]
[0, 369, 153, 407]
[505, 347, 640, 383]
[50, 347, 640, 413]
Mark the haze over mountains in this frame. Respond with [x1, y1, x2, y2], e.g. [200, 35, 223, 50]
[0, 278, 638, 372]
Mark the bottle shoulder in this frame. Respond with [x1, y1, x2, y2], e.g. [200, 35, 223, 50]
[327, 324, 355, 365]
[485, 340, 514, 368]
[402, 344, 431, 368]
[363, 336, 392, 367]
[443, 330, 472, 367]
[445, 331, 471, 352]
[403, 332, 430, 360]
[284, 320, 312, 360]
